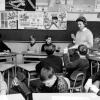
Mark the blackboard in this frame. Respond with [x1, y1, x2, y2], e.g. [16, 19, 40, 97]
[0, 21, 100, 41]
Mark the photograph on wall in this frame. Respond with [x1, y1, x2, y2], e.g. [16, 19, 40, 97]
[43, 11, 67, 30]
[0, 11, 18, 29]
[5, 0, 36, 11]
[18, 11, 44, 29]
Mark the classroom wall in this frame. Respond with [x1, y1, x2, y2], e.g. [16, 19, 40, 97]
[3, 12, 100, 53]
[0, 13, 100, 42]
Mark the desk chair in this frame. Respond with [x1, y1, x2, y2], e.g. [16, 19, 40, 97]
[70, 71, 86, 93]
[90, 60, 100, 76]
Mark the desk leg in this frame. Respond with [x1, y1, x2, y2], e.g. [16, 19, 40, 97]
[28, 72, 30, 87]
[97, 61, 100, 72]
[91, 61, 93, 76]
[8, 70, 10, 93]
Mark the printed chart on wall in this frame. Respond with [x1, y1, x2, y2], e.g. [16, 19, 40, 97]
[0, 11, 18, 29]
[18, 11, 67, 30]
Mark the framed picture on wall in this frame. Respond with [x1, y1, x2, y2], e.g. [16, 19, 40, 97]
[5, 0, 36, 11]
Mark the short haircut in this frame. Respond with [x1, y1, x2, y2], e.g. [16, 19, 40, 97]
[45, 44, 56, 55]
[78, 44, 88, 55]
[44, 35, 52, 40]
[40, 66, 54, 81]
[76, 16, 87, 26]
[29, 35, 36, 40]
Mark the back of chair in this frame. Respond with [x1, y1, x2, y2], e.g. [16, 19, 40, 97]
[70, 71, 86, 92]
[74, 72, 85, 87]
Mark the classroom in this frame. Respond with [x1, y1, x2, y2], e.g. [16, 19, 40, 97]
[0, 0, 100, 100]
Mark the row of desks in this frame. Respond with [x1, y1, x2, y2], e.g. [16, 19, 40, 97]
[0, 51, 100, 92]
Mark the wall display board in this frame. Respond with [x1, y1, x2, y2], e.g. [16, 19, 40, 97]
[18, 11, 67, 30]
[0, 11, 18, 29]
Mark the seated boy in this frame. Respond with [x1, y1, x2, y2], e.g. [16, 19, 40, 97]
[38, 66, 69, 93]
[63, 44, 89, 78]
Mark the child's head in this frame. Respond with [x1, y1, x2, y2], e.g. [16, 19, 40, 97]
[29, 35, 36, 44]
[40, 66, 56, 87]
[78, 44, 88, 55]
[45, 35, 52, 44]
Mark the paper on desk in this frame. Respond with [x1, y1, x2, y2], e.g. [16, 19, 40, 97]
[27, 51, 35, 53]
[0, 52, 9, 55]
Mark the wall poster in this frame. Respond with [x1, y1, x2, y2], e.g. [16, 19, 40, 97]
[18, 11, 67, 30]
[0, 11, 18, 29]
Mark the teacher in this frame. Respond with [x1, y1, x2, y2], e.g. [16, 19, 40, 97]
[69, 16, 93, 49]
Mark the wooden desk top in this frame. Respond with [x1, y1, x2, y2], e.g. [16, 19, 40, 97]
[32, 93, 100, 100]
[0, 63, 15, 71]
[22, 51, 63, 57]
[0, 93, 25, 100]
[88, 53, 100, 61]
[18, 62, 39, 71]
[0, 52, 17, 58]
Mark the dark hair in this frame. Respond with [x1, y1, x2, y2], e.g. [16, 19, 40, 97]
[78, 44, 88, 55]
[40, 66, 54, 81]
[45, 45, 56, 55]
[29, 35, 36, 40]
[44, 35, 52, 40]
[76, 16, 87, 26]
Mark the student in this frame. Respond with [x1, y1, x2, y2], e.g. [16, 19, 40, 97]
[11, 76, 32, 100]
[36, 44, 63, 74]
[84, 70, 100, 96]
[41, 35, 56, 52]
[38, 66, 69, 93]
[0, 34, 11, 52]
[27, 35, 37, 52]
[0, 72, 8, 95]
[63, 44, 89, 78]
[69, 16, 93, 49]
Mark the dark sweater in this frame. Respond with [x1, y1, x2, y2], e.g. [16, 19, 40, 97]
[0, 41, 11, 52]
[38, 76, 68, 93]
[41, 43, 56, 52]
[63, 54, 89, 76]
[36, 55, 63, 74]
